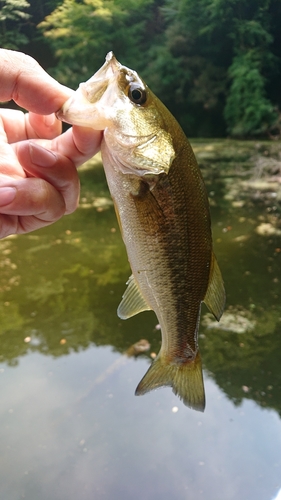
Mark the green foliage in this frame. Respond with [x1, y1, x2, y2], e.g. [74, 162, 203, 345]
[0, 0, 30, 49]
[151, 0, 280, 137]
[144, 0, 231, 135]
[224, 53, 277, 137]
[6, 0, 281, 137]
[39, 0, 160, 88]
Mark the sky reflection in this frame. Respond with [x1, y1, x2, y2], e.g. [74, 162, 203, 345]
[1, 346, 281, 500]
[273, 489, 281, 500]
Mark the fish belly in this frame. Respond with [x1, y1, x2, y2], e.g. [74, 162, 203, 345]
[102, 139, 212, 345]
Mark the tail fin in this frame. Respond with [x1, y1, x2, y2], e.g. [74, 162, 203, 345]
[135, 351, 205, 412]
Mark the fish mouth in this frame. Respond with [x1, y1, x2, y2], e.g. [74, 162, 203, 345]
[79, 51, 120, 103]
[56, 51, 121, 128]
[56, 51, 149, 131]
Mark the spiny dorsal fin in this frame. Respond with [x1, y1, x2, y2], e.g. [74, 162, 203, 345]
[204, 253, 225, 321]
[117, 275, 152, 319]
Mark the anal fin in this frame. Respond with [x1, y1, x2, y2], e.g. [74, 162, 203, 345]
[117, 275, 151, 319]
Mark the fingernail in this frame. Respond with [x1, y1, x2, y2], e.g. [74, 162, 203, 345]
[0, 187, 17, 206]
[30, 142, 57, 167]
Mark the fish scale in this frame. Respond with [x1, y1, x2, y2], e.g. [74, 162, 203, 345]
[57, 51, 225, 411]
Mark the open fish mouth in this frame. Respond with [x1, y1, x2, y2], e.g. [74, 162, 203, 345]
[79, 52, 120, 103]
[56, 51, 120, 128]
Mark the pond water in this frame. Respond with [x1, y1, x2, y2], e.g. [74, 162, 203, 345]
[1, 140, 281, 500]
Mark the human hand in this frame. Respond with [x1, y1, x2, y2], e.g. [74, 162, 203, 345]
[0, 49, 102, 239]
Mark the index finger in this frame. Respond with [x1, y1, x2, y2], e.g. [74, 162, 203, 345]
[0, 49, 73, 114]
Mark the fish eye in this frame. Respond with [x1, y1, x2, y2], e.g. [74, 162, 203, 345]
[128, 84, 147, 105]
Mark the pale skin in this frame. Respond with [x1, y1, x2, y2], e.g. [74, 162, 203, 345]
[0, 49, 102, 239]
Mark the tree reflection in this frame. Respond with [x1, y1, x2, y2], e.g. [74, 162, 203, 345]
[1, 144, 281, 415]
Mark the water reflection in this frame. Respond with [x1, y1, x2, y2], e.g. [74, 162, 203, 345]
[273, 489, 281, 500]
[1, 349, 281, 500]
[1, 144, 281, 412]
[1, 142, 281, 499]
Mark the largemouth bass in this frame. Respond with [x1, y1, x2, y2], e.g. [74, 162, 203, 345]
[57, 52, 225, 411]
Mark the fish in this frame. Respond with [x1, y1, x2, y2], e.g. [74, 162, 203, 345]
[57, 52, 225, 411]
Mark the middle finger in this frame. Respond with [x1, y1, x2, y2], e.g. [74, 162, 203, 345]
[0, 109, 62, 143]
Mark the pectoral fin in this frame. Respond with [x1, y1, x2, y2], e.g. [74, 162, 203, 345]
[117, 275, 152, 319]
[204, 253, 225, 321]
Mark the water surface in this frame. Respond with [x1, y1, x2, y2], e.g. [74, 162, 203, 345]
[1, 141, 281, 500]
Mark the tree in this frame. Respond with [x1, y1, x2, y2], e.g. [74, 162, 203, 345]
[222, 1, 278, 136]
[39, 0, 162, 89]
[0, 0, 30, 49]
[148, 0, 279, 137]
[224, 52, 277, 137]
[36, 0, 281, 137]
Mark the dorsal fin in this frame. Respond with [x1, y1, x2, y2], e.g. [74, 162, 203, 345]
[204, 253, 225, 321]
[117, 275, 152, 319]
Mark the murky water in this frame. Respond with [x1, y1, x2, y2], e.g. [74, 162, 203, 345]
[1, 141, 281, 500]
